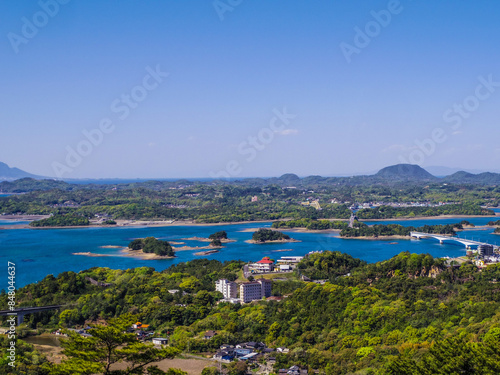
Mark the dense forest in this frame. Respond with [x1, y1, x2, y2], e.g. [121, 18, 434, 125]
[251, 228, 291, 242]
[128, 237, 175, 256]
[29, 214, 89, 227]
[355, 203, 493, 219]
[340, 223, 463, 238]
[4, 251, 500, 373]
[272, 219, 353, 230]
[208, 231, 228, 240]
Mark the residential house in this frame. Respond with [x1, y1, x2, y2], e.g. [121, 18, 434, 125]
[152, 338, 168, 345]
[204, 330, 217, 340]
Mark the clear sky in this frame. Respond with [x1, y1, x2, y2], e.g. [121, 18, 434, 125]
[1, 0, 500, 179]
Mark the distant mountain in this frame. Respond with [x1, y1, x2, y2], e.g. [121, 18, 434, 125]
[424, 166, 487, 177]
[0, 178, 71, 192]
[374, 164, 437, 181]
[0, 162, 44, 181]
[443, 171, 500, 185]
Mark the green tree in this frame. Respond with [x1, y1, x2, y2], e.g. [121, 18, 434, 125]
[50, 314, 180, 375]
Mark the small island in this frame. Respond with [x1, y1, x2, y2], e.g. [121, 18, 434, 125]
[246, 228, 299, 244]
[30, 214, 90, 227]
[494, 228, 500, 235]
[181, 230, 235, 246]
[126, 237, 175, 258]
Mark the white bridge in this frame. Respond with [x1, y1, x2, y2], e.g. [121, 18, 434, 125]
[410, 232, 498, 250]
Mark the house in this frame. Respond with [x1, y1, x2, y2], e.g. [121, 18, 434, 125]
[152, 338, 168, 345]
[277, 256, 303, 265]
[233, 348, 253, 357]
[132, 322, 149, 329]
[213, 350, 234, 362]
[279, 264, 292, 272]
[204, 330, 217, 340]
[239, 352, 259, 362]
[243, 341, 266, 350]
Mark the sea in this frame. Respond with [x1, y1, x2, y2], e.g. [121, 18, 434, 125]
[0, 209, 499, 291]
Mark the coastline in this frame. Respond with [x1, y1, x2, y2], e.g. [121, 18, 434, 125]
[1, 213, 498, 230]
[0, 218, 274, 230]
[245, 239, 301, 244]
[173, 244, 222, 251]
[180, 237, 236, 243]
[339, 235, 411, 240]
[120, 248, 175, 260]
[361, 214, 499, 221]
[72, 248, 175, 260]
[272, 227, 342, 234]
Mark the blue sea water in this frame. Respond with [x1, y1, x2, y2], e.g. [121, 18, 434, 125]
[0, 210, 499, 290]
[0, 220, 29, 226]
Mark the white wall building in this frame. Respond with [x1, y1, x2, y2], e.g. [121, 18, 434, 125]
[239, 278, 272, 303]
[215, 279, 238, 299]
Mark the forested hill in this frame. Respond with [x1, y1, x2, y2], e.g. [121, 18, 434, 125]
[4, 251, 500, 373]
[374, 164, 436, 181]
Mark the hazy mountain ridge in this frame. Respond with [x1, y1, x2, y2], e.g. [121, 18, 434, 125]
[0, 162, 43, 181]
[1, 162, 500, 190]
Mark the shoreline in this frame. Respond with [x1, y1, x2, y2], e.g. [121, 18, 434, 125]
[180, 237, 236, 243]
[270, 227, 342, 234]
[173, 244, 222, 251]
[120, 248, 175, 260]
[1, 213, 498, 230]
[194, 249, 220, 256]
[0, 218, 275, 230]
[361, 214, 499, 221]
[340, 235, 411, 240]
[245, 239, 301, 244]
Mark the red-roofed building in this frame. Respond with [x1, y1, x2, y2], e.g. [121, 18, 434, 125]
[249, 257, 275, 273]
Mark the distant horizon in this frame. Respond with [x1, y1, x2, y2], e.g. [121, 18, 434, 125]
[2, 161, 500, 182]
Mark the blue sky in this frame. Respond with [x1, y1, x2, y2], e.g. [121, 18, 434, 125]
[1, 0, 500, 178]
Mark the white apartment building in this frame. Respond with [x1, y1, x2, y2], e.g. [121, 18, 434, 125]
[215, 279, 237, 299]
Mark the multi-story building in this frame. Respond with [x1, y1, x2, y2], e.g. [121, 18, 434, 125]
[240, 282, 262, 303]
[479, 244, 494, 257]
[248, 257, 275, 273]
[239, 278, 272, 303]
[258, 278, 272, 298]
[215, 279, 238, 299]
